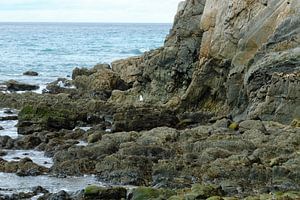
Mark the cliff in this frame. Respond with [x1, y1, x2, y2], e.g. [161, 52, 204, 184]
[111, 0, 300, 124]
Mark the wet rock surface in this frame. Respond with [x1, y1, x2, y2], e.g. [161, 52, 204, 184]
[23, 71, 39, 76]
[4, 80, 39, 92]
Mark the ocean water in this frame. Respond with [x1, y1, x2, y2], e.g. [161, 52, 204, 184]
[0, 23, 171, 86]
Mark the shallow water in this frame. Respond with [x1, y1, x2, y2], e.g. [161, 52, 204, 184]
[0, 108, 19, 138]
[0, 120, 18, 139]
[0, 173, 100, 195]
[2, 150, 53, 168]
[0, 108, 107, 196]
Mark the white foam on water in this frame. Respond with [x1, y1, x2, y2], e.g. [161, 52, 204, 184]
[78, 127, 92, 131]
[0, 120, 18, 138]
[0, 173, 100, 195]
[2, 150, 53, 168]
[0, 108, 19, 139]
[76, 140, 88, 147]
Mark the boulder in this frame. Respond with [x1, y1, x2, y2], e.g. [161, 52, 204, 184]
[73, 64, 128, 99]
[44, 78, 76, 94]
[17, 105, 79, 135]
[129, 187, 175, 200]
[5, 80, 39, 92]
[0, 157, 49, 176]
[112, 106, 179, 132]
[84, 186, 127, 200]
[0, 115, 18, 121]
[23, 71, 39, 76]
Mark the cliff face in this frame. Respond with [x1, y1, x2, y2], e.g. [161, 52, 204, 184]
[190, 0, 300, 124]
[111, 0, 299, 124]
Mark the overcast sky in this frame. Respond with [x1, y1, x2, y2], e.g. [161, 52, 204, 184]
[0, 0, 183, 23]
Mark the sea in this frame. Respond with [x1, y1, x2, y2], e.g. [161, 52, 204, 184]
[0, 22, 171, 88]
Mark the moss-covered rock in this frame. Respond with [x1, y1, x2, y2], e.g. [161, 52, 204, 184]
[87, 131, 103, 143]
[130, 187, 176, 200]
[18, 104, 79, 134]
[228, 122, 239, 131]
[183, 184, 224, 200]
[84, 185, 127, 200]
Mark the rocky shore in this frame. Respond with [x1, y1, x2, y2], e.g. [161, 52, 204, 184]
[0, 0, 299, 199]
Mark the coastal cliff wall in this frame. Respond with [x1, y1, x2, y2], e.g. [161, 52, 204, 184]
[111, 0, 300, 124]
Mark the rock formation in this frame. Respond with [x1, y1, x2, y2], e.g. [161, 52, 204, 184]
[111, 0, 300, 125]
[0, 0, 299, 199]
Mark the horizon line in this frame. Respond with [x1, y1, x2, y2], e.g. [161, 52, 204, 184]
[0, 21, 173, 24]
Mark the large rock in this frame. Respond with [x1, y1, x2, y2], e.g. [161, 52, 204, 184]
[23, 71, 39, 76]
[44, 78, 76, 94]
[5, 80, 39, 92]
[17, 104, 79, 135]
[72, 64, 128, 100]
[111, 0, 205, 105]
[0, 157, 49, 176]
[84, 185, 127, 200]
[182, 0, 300, 124]
[112, 106, 180, 132]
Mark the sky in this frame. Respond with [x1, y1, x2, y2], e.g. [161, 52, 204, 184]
[0, 0, 183, 23]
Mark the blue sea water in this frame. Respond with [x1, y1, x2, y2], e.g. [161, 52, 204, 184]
[0, 23, 171, 87]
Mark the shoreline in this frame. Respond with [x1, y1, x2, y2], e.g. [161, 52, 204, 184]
[0, 0, 299, 199]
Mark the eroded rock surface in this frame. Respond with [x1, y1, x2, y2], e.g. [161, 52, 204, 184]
[110, 0, 300, 125]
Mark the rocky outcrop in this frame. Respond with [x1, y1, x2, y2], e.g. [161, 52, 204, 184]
[109, 0, 300, 125]
[73, 64, 128, 100]
[189, 0, 300, 124]
[0, 0, 299, 198]
[111, 0, 206, 105]
[0, 157, 49, 176]
[17, 104, 80, 135]
[50, 120, 300, 195]
[112, 105, 179, 132]
[4, 80, 39, 92]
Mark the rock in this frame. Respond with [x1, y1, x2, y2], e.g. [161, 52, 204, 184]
[177, 111, 213, 128]
[46, 190, 71, 200]
[44, 78, 76, 94]
[84, 185, 127, 200]
[87, 132, 103, 143]
[23, 71, 38, 76]
[0, 150, 7, 156]
[184, 184, 224, 199]
[14, 135, 42, 149]
[3, 109, 14, 114]
[32, 186, 49, 195]
[111, 56, 143, 85]
[291, 118, 300, 128]
[0, 126, 3, 131]
[0, 157, 49, 176]
[5, 80, 39, 92]
[112, 106, 179, 132]
[17, 104, 79, 135]
[0, 115, 18, 121]
[72, 64, 110, 80]
[72, 64, 128, 99]
[239, 120, 266, 133]
[130, 187, 175, 200]
[107, 0, 300, 126]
